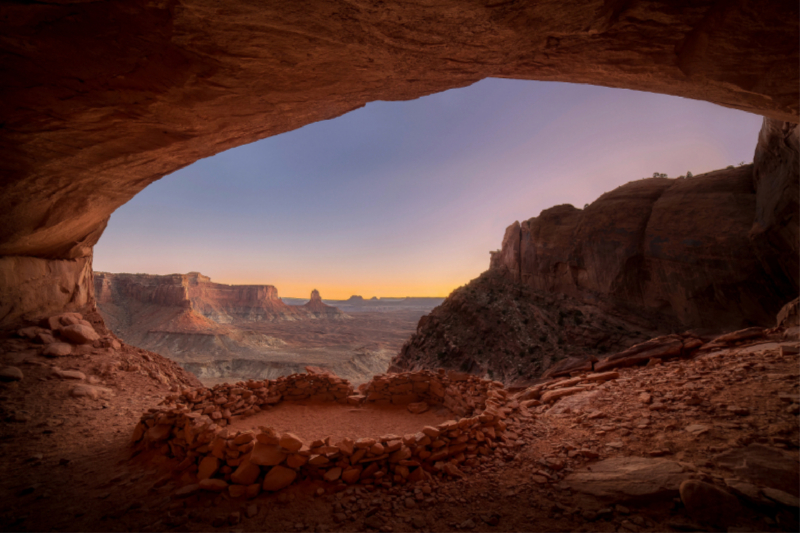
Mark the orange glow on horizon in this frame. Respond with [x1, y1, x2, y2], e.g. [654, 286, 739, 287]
[209, 275, 460, 300]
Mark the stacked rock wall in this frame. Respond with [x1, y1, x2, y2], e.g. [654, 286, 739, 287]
[132, 371, 523, 499]
[356, 369, 503, 417]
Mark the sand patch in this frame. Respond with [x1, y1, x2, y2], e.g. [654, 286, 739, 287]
[226, 401, 454, 442]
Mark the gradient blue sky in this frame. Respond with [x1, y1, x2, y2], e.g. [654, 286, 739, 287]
[94, 79, 763, 299]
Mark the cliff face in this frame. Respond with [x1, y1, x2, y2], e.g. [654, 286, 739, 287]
[490, 165, 796, 331]
[396, 138, 799, 382]
[94, 272, 349, 326]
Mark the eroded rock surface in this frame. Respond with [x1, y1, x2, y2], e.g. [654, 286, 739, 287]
[490, 166, 796, 330]
[0, 1, 798, 327]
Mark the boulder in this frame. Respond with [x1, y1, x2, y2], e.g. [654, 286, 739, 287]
[713, 444, 799, 497]
[679, 480, 743, 527]
[564, 457, 691, 505]
[60, 324, 100, 344]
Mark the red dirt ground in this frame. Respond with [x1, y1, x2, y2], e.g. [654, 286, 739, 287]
[227, 401, 454, 443]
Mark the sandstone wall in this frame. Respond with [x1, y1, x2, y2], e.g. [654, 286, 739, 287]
[94, 272, 339, 325]
[490, 158, 798, 330]
[0, 255, 95, 329]
[132, 370, 521, 497]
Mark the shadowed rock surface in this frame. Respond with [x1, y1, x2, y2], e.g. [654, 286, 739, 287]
[0, 0, 798, 328]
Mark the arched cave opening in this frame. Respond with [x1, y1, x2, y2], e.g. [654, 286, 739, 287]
[0, 2, 797, 531]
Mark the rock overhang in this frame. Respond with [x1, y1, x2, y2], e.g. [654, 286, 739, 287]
[0, 0, 798, 327]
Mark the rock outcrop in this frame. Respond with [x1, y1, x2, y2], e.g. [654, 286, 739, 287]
[395, 158, 799, 382]
[0, 1, 797, 329]
[301, 289, 348, 319]
[96, 272, 302, 325]
[490, 166, 796, 330]
[392, 270, 660, 384]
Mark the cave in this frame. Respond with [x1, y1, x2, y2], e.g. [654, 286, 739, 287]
[1, 0, 797, 328]
[0, 1, 798, 531]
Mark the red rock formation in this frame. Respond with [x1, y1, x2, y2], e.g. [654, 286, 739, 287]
[490, 165, 797, 330]
[95, 272, 307, 324]
[0, 1, 797, 328]
[396, 158, 798, 381]
[302, 289, 348, 319]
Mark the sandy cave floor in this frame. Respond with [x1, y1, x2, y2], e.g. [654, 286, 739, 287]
[227, 402, 455, 443]
[0, 331, 798, 533]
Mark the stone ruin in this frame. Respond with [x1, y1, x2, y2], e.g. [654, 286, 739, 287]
[132, 369, 524, 499]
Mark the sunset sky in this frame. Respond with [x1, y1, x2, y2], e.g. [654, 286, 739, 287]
[94, 78, 763, 300]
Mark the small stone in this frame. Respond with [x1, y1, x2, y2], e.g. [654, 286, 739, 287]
[459, 518, 476, 529]
[364, 516, 383, 530]
[727, 406, 750, 416]
[42, 343, 72, 357]
[198, 456, 220, 480]
[52, 368, 86, 380]
[404, 497, 416, 509]
[245, 504, 259, 518]
[685, 424, 710, 436]
[175, 484, 200, 498]
[228, 484, 246, 498]
[262, 465, 297, 491]
[231, 459, 261, 485]
[638, 393, 652, 404]
[250, 443, 287, 466]
[199, 478, 228, 492]
[279, 432, 304, 453]
[480, 513, 500, 526]
[0, 366, 24, 382]
[69, 384, 111, 400]
[411, 516, 426, 529]
[407, 402, 429, 414]
[333, 513, 347, 523]
[323, 467, 342, 482]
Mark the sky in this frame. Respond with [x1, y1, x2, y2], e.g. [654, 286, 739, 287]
[94, 78, 763, 299]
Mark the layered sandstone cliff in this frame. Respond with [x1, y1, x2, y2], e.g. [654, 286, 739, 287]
[394, 142, 799, 382]
[489, 164, 794, 330]
[95, 272, 347, 328]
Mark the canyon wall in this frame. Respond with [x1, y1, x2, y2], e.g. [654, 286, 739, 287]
[394, 145, 799, 381]
[490, 160, 797, 330]
[95, 272, 346, 327]
[0, 1, 797, 329]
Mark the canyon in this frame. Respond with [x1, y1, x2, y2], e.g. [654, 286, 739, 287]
[0, 1, 798, 532]
[95, 272, 440, 385]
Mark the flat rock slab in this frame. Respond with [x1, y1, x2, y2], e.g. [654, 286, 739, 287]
[564, 456, 692, 506]
[713, 444, 799, 497]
